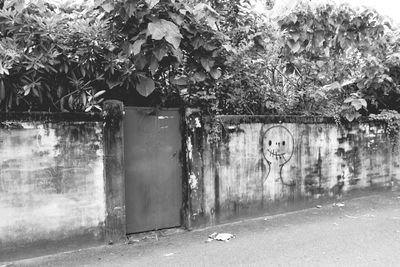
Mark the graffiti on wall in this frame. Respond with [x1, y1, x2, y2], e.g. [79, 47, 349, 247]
[261, 125, 295, 186]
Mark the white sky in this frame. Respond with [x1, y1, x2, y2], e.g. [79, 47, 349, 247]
[259, 0, 400, 23]
[335, 0, 400, 21]
[45, 0, 400, 23]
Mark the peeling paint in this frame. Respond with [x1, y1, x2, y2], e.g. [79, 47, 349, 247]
[194, 117, 201, 128]
[187, 138, 193, 160]
[158, 116, 174, 120]
[189, 173, 198, 191]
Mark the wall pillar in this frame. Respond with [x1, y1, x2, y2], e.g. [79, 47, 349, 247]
[103, 100, 126, 242]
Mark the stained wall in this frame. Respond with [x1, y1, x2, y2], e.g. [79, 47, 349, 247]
[186, 115, 400, 227]
[0, 119, 106, 260]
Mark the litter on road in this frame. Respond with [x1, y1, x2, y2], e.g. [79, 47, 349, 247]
[127, 239, 140, 244]
[206, 232, 236, 242]
[164, 253, 175, 257]
[333, 202, 345, 207]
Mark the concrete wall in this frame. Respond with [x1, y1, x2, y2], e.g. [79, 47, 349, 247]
[0, 101, 126, 261]
[0, 120, 105, 259]
[186, 114, 400, 227]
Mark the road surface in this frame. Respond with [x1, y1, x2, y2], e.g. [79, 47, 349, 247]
[5, 190, 400, 267]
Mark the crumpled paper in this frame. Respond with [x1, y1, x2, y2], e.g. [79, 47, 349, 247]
[333, 202, 345, 207]
[206, 232, 236, 242]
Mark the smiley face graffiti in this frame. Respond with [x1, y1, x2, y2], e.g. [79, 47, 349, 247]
[261, 125, 295, 186]
[262, 126, 294, 165]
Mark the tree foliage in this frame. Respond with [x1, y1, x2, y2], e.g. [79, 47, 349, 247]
[97, 0, 226, 108]
[0, 0, 225, 111]
[0, 1, 112, 111]
[276, 3, 398, 120]
[211, 0, 400, 120]
[1, 0, 400, 121]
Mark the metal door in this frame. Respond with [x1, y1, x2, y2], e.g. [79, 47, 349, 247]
[124, 107, 182, 233]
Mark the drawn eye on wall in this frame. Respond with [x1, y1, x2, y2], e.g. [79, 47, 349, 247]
[261, 125, 295, 186]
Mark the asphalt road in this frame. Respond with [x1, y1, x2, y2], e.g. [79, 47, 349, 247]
[6, 190, 400, 267]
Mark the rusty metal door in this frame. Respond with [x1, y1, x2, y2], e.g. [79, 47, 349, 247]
[124, 107, 182, 233]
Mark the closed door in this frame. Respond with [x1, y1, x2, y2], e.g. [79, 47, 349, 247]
[124, 107, 182, 233]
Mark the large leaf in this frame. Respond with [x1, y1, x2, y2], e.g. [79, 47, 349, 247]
[0, 61, 9, 76]
[168, 12, 184, 26]
[352, 99, 367, 110]
[313, 31, 325, 47]
[322, 82, 341, 91]
[193, 71, 207, 82]
[124, 0, 138, 17]
[192, 37, 205, 49]
[0, 80, 5, 101]
[165, 34, 181, 50]
[57, 86, 63, 98]
[210, 68, 222, 79]
[171, 48, 183, 63]
[131, 39, 146, 55]
[106, 80, 121, 90]
[4, 0, 25, 12]
[147, 19, 182, 49]
[288, 40, 301, 53]
[149, 55, 159, 75]
[344, 110, 361, 122]
[94, 90, 106, 98]
[145, 0, 159, 9]
[221, 44, 238, 56]
[136, 76, 155, 97]
[68, 95, 74, 109]
[101, 2, 114, 12]
[193, 3, 219, 30]
[133, 54, 148, 70]
[200, 57, 214, 72]
[170, 77, 187, 85]
[148, 22, 166, 40]
[153, 45, 168, 61]
[290, 32, 300, 42]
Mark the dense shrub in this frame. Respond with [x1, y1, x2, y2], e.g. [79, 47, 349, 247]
[1, 0, 400, 121]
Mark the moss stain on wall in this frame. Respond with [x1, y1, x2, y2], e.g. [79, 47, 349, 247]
[186, 115, 400, 227]
[0, 121, 105, 254]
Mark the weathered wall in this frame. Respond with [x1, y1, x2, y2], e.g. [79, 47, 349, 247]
[0, 114, 108, 260]
[186, 114, 400, 227]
